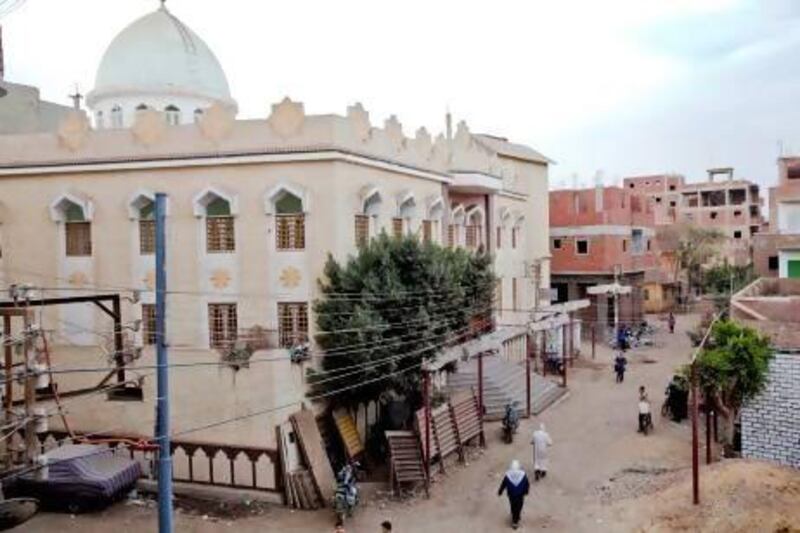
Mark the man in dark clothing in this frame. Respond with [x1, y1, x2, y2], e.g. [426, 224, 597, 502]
[497, 460, 530, 529]
[614, 352, 627, 383]
[668, 312, 676, 334]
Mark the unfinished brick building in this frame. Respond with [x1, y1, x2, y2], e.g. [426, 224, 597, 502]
[549, 186, 657, 333]
[624, 168, 764, 266]
[753, 157, 800, 278]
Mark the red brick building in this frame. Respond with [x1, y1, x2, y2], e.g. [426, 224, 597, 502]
[753, 158, 800, 278]
[549, 186, 657, 332]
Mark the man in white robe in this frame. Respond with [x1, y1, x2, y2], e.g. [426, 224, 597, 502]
[531, 423, 553, 480]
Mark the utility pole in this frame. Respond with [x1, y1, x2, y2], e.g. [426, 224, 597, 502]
[613, 264, 622, 334]
[154, 192, 173, 533]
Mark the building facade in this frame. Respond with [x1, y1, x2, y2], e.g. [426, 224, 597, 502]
[624, 168, 764, 266]
[549, 185, 656, 331]
[0, 5, 551, 448]
[753, 157, 800, 278]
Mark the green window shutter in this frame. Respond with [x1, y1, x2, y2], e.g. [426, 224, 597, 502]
[788, 260, 800, 279]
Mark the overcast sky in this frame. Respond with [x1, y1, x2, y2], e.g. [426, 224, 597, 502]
[3, 0, 800, 190]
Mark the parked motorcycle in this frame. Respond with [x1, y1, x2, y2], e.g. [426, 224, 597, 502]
[502, 401, 520, 444]
[333, 461, 360, 523]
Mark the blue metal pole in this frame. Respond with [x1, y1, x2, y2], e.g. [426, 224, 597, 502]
[155, 193, 173, 532]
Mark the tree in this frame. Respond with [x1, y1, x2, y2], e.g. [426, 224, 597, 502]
[308, 233, 496, 409]
[684, 320, 773, 446]
[701, 262, 755, 296]
[658, 224, 726, 295]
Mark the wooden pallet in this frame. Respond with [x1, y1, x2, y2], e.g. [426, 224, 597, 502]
[290, 410, 336, 506]
[333, 408, 364, 461]
[451, 388, 483, 446]
[385, 430, 428, 496]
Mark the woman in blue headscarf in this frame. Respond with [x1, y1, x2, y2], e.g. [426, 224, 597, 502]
[497, 459, 530, 529]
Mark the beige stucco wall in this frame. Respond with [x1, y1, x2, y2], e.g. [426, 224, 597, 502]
[0, 103, 550, 449]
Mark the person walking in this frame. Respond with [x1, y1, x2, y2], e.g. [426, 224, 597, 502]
[638, 386, 652, 433]
[614, 351, 627, 383]
[668, 312, 676, 334]
[531, 423, 553, 480]
[497, 460, 530, 529]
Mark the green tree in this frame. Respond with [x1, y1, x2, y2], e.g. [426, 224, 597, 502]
[308, 233, 496, 408]
[701, 262, 755, 296]
[684, 320, 772, 446]
[658, 223, 726, 296]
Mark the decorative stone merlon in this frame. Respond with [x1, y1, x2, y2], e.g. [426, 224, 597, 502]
[384, 115, 404, 151]
[347, 102, 371, 142]
[132, 109, 167, 146]
[57, 111, 90, 151]
[268, 97, 305, 139]
[198, 103, 235, 142]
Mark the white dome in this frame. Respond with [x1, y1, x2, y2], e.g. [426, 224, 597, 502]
[87, 6, 236, 112]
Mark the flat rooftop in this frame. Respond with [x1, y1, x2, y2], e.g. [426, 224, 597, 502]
[731, 278, 800, 350]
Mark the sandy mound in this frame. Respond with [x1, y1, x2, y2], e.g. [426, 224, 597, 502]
[611, 459, 800, 532]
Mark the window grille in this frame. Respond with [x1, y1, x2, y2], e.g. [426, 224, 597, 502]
[142, 304, 157, 345]
[206, 216, 235, 252]
[276, 214, 306, 250]
[209, 303, 238, 350]
[392, 218, 403, 238]
[278, 302, 308, 348]
[139, 219, 155, 255]
[422, 220, 432, 243]
[355, 215, 369, 247]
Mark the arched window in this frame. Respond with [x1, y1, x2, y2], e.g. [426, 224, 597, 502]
[194, 108, 204, 123]
[423, 197, 444, 244]
[465, 206, 485, 250]
[449, 204, 465, 248]
[205, 197, 235, 253]
[165, 105, 181, 126]
[51, 198, 92, 257]
[110, 105, 123, 128]
[136, 198, 155, 255]
[393, 192, 416, 238]
[355, 188, 381, 247]
[95, 111, 104, 130]
[274, 191, 305, 250]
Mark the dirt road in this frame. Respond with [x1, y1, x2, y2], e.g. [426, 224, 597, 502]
[24, 314, 706, 532]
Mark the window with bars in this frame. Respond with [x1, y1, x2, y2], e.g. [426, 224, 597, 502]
[422, 220, 432, 243]
[392, 218, 404, 238]
[139, 219, 155, 255]
[278, 302, 308, 348]
[355, 214, 369, 247]
[276, 214, 306, 250]
[208, 303, 238, 350]
[142, 304, 157, 345]
[496, 227, 502, 249]
[205, 197, 235, 253]
[206, 216, 235, 252]
[447, 224, 455, 247]
[511, 227, 518, 249]
[66, 222, 92, 256]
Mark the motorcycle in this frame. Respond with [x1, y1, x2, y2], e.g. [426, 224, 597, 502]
[333, 461, 360, 523]
[502, 402, 520, 444]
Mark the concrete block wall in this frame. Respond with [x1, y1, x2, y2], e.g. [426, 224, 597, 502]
[741, 352, 800, 468]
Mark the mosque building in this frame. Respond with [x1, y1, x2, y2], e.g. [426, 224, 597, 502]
[0, 4, 554, 451]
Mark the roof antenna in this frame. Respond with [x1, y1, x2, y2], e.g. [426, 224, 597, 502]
[445, 107, 452, 141]
[68, 84, 83, 110]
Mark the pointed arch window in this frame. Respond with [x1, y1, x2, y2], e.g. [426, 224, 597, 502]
[205, 197, 235, 253]
[465, 206, 485, 250]
[274, 191, 305, 250]
[95, 111, 104, 130]
[137, 199, 156, 254]
[193, 108, 204, 123]
[51, 196, 92, 257]
[165, 105, 181, 126]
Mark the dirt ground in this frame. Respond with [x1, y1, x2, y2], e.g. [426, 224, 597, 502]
[21, 313, 800, 532]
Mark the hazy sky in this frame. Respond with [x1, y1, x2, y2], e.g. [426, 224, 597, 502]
[3, 0, 800, 190]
